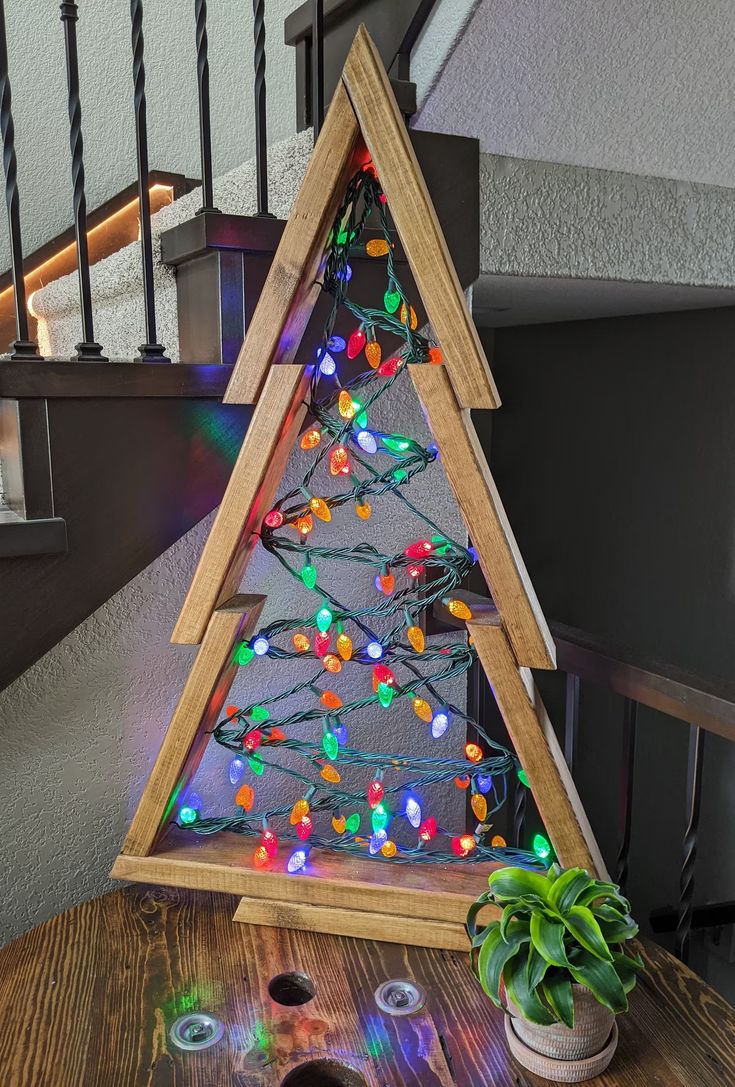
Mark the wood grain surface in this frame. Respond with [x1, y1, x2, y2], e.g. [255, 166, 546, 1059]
[0, 886, 732, 1087]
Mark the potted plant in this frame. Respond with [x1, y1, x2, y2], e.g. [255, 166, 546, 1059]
[467, 865, 643, 1083]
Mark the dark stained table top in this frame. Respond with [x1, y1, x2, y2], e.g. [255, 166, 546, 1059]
[0, 885, 734, 1086]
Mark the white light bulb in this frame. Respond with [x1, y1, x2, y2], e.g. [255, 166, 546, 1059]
[431, 710, 450, 739]
[356, 430, 377, 454]
[252, 636, 270, 656]
[319, 352, 336, 376]
[366, 641, 383, 660]
[405, 796, 422, 829]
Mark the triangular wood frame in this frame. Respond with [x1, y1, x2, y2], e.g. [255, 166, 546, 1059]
[111, 27, 606, 950]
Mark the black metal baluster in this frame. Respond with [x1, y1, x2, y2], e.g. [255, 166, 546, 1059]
[60, 2, 106, 361]
[252, 0, 272, 216]
[513, 777, 527, 848]
[130, 0, 169, 362]
[194, 0, 218, 214]
[615, 697, 638, 894]
[675, 725, 705, 964]
[311, 0, 324, 142]
[564, 672, 580, 773]
[0, 1, 38, 359]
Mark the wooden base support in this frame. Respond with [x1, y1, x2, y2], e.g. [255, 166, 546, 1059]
[112, 828, 500, 950]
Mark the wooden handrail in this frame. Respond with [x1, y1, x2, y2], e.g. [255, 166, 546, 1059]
[432, 592, 735, 743]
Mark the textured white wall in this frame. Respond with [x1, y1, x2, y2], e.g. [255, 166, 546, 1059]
[417, 0, 735, 188]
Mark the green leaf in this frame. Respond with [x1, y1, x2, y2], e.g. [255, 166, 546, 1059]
[612, 951, 644, 995]
[527, 944, 549, 991]
[530, 910, 570, 967]
[542, 972, 575, 1029]
[577, 883, 630, 912]
[505, 952, 556, 1025]
[594, 904, 639, 944]
[488, 867, 551, 902]
[500, 902, 530, 940]
[562, 905, 613, 962]
[476, 921, 529, 1006]
[548, 868, 593, 912]
[568, 949, 628, 1014]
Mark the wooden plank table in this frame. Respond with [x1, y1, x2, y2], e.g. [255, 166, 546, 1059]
[0, 886, 733, 1086]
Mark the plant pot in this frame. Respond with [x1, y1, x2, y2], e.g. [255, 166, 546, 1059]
[505, 986, 618, 1083]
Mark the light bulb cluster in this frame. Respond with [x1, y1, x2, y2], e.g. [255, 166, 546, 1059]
[176, 163, 547, 877]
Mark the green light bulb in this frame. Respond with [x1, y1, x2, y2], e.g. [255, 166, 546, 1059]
[345, 812, 361, 834]
[316, 605, 333, 633]
[382, 435, 410, 453]
[247, 755, 264, 776]
[377, 682, 394, 709]
[351, 401, 368, 429]
[179, 806, 199, 826]
[518, 768, 530, 788]
[384, 289, 400, 314]
[301, 563, 318, 590]
[250, 705, 270, 723]
[533, 833, 551, 860]
[371, 804, 389, 832]
[322, 730, 339, 761]
[393, 469, 407, 483]
[237, 644, 255, 666]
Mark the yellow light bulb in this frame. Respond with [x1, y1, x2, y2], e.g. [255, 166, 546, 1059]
[381, 840, 397, 858]
[366, 238, 390, 257]
[309, 496, 332, 522]
[471, 793, 488, 822]
[407, 625, 425, 653]
[321, 765, 341, 783]
[447, 599, 473, 620]
[336, 632, 353, 660]
[290, 799, 310, 824]
[332, 815, 346, 834]
[338, 389, 356, 418]
[491, 834, 507, 849]
[293, 633, 310, 653]
[412, 697, 432, 723]
[365, 341, 381, 369]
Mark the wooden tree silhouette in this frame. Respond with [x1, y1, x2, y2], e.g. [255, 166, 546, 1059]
[112, 26, 605, 951]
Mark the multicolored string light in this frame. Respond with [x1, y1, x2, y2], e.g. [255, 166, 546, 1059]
[180, 164, 548, 873]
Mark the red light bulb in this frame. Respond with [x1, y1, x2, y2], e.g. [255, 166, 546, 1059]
[243, 730, 262, 752]
[262, 829, 279, 857]
[452, 834, 476, 858]
[347, 328, 367, 359]
[378, 356, 402, 377]
[407, 563, 424, 579]
[419, 817, 437, 842]
[368, 780, 384, 809]
[297, 815, 313, 840]
[373, 663, 395, 686]
[314, 632, 330, 657]
[329, 446, 351, 476]
[264, 509, 283, 529]
[404, 540, 433, 559]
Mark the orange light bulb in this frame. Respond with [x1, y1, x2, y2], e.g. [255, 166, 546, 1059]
[465, 743, 483, 763]
[290, 798, 310, 824]
[407, 625, 425, 653]
[355, 502, 372, 520]
[320, 690, 343, 710]
[323, 653, 342, 674]
[235, 784, 254, 811]
[336, 632, 353, 660]
[381, 840, 398, 858]
[309, 496, 332, 522]
[447, 599, 473, 620]
[321, 765, 341, 783]
[471, 793, 488, 822]
[293, 633, 310, 653]
[366, 238, 390, 257]
[332, 815, 347, 834]
[253, 845, 270, 868]
[428, 347, 443, 365]
[412, 697, 432, 723]
[491, 834, 507, 849]
[293, 513, 313, 535]
[338, 389, 356, 419]
[365, 341, 381, 369]
[300, 428, 322, 449]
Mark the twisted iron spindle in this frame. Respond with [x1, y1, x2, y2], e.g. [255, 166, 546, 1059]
[0, 1, 38, 358]
[252, 0, 271, 215]
[513, 777, 527, 848]
[60, 2, 106, 360]
[130, 0, 169, 362]
[615, 697, 638, 894]
[675, 725, 705, 964]
[564, 672, 580, 773]
[311, 0, 324, 142]
[194, 0, 218, 214]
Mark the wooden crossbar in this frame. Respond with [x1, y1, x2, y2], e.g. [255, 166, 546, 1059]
[469, 613, 607, 878]
[411, 363, 556, 670]
[121, 594, 265, 857]
[173, 365, 310, 646]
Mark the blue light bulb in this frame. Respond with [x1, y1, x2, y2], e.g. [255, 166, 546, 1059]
[287, 848, 309, 874]
[476, 774, 493, 794]
[229, 758, 245, 785]
[333, 721, 348, 746]
[327, 335, 346, 353]
[252, 636, 270, 656]
[337, 263, 353, 282]
[356, 430, 377, 454]
[405, 796, 422, 829]
[431, 709, 451, 739]
[369, 830, 388, 855]
[366, 641, 383, 660]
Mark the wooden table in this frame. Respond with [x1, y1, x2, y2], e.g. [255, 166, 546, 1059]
[0, 886, 733, 1086]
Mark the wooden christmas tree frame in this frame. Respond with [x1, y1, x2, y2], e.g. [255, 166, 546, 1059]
[111, 27, 605, 951]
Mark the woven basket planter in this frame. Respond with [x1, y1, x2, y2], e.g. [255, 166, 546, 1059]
[505, 985, 618, 1082]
